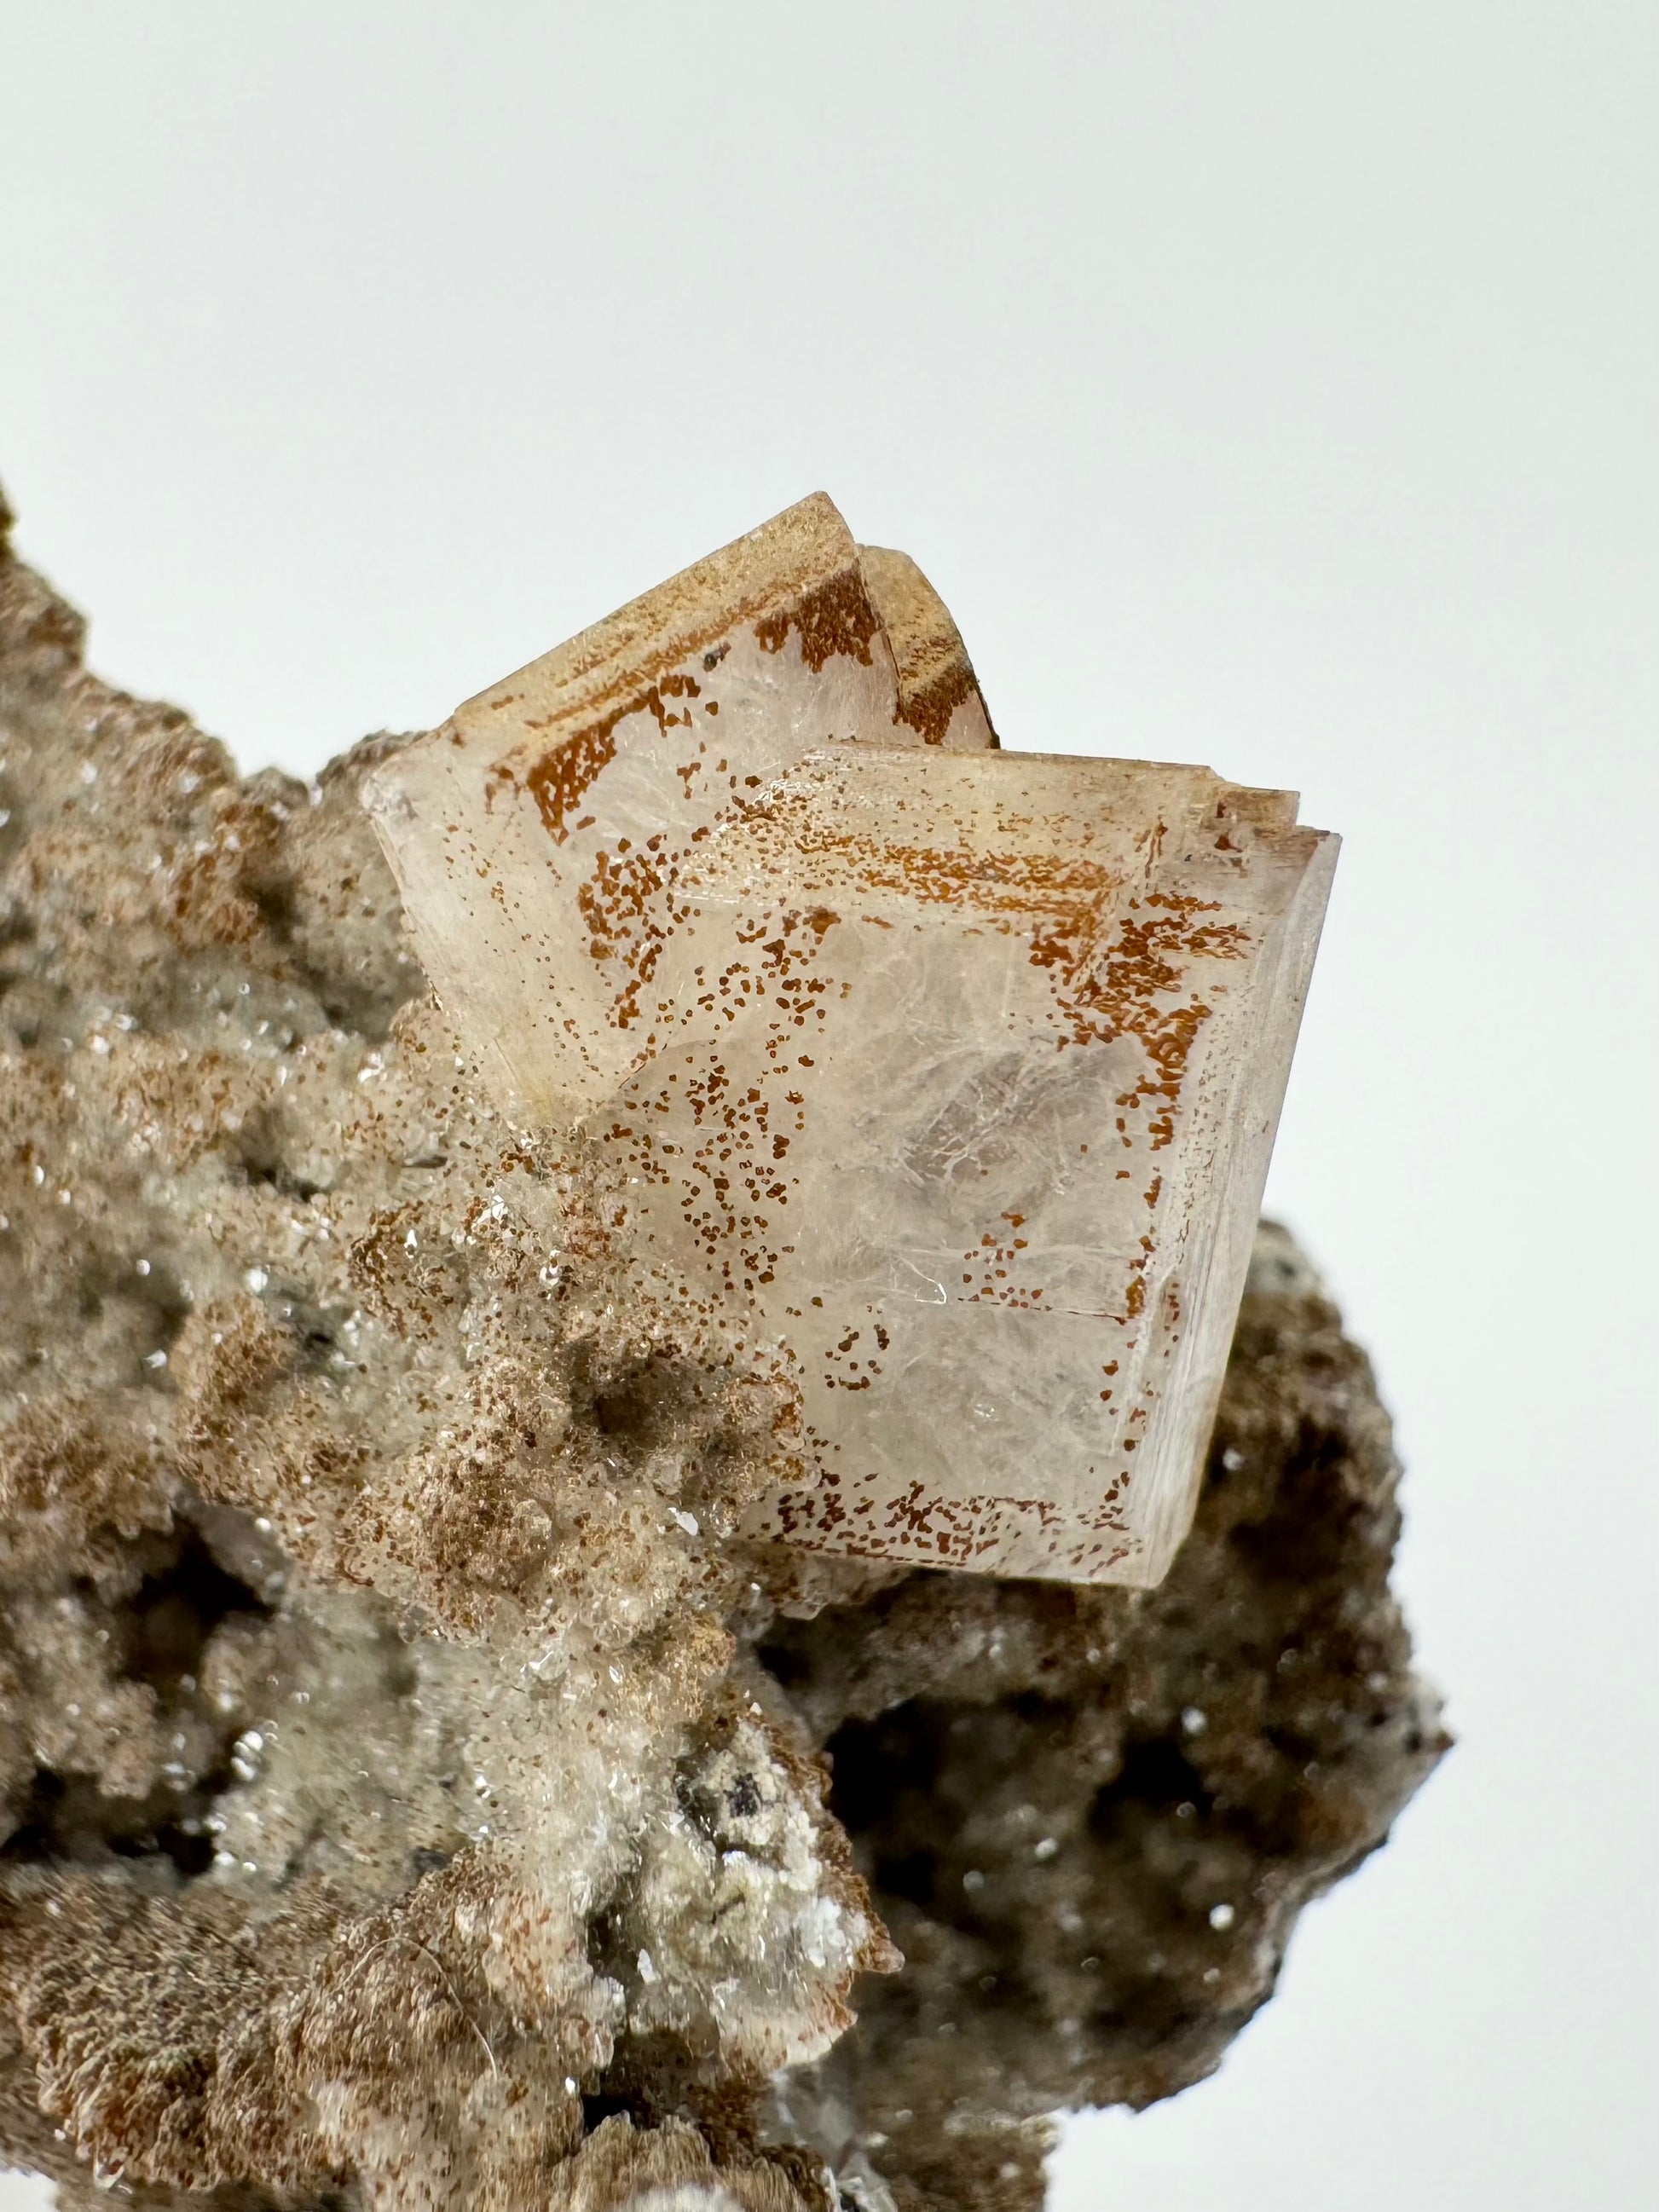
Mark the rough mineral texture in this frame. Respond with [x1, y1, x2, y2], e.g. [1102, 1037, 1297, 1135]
[0, 486, 1444, 2210]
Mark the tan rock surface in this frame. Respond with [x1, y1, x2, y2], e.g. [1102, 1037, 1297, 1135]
[0, 485, 1442, 2210]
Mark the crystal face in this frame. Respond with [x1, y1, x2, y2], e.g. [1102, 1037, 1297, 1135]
[364, 496, 1336, 1585]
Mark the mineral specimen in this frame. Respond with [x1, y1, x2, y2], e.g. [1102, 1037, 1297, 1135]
[0, 482, 1442, 2212]
[364, 497, 1338, 1585]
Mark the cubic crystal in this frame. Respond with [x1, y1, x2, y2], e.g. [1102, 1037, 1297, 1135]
[364, 497, 1336, 1585]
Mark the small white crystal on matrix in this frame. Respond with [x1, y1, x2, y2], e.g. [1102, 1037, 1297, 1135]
[364, 498, 1337, 1585]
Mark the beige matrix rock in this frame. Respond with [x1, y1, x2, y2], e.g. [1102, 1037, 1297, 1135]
[0, 482, 1442, 2211]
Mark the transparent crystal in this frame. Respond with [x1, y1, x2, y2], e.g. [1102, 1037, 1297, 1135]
[364, 497, 1336, 1585]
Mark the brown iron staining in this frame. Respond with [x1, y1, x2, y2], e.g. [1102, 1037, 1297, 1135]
[724, 787, 1246, 1131]
[856, 543, 999, 749]
[520, 673, 706, 846]
[895, 656, 980, 745]
[754, 565, 882, 675]
[601, 903, 839, 1308]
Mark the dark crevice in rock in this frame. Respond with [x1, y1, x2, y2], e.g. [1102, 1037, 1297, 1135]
[120, 1522, 271, 1695]
[0, 1764, 221, 1878]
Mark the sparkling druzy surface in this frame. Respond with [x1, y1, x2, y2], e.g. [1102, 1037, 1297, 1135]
[365, 497, 1337, 1584]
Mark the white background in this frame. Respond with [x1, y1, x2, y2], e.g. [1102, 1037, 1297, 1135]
[2, 6, 1655, 2209]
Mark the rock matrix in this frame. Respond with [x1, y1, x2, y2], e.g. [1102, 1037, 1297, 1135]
[0, 487, 1442, 2210]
